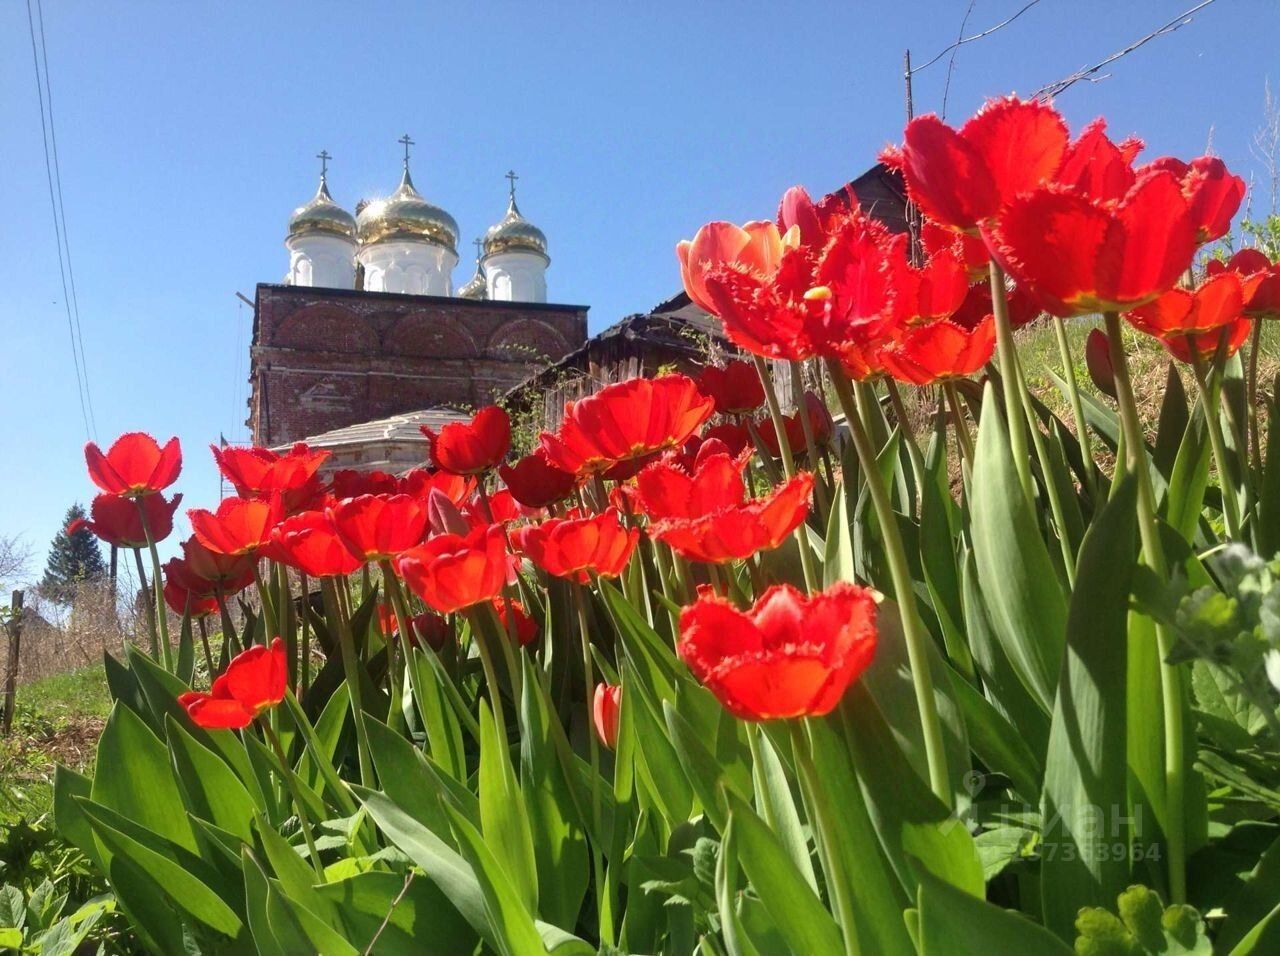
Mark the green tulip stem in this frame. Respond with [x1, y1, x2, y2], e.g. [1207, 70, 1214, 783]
[131, 547, 159, 657]
[1103, 312, 1186, 903]
[753, 356, 819, 593]
[884, 377, 926, 512]
[1188, 345, 1243, 540]
[1246, 317, 1264, 476]
[989, 264, 1036, 505]
[789, 360, 831, 520]
[1051, 313, 1099, 503]
[321, 577, 375, 787]
[827, 361, 951, 807]
[262, 721, 326, 881]
[380, 561, 433, 742]
[943, 380, 976, 464]
[462, 607, 508, 741]
[571, 582, 607, 937]
[196, 616, 215, 677]
[135, 500, 174, 670]
[299, 571, 311, 695]
[791, 721, 861, 956]
[251, 562, 278, 644]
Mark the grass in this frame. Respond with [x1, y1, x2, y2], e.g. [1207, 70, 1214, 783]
[0, 664, 111, 820]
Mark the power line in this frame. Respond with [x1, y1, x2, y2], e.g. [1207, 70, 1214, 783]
[35, 0, 96, 438]
[26, 0, 96, 441]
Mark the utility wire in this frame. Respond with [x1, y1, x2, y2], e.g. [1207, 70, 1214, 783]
[26, 0, 96, 441]
[910, 0, 1044, 74]
[35, 0, 96, 438]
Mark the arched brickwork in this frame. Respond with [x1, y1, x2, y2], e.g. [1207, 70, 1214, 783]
[274, 305, 378, 353]
[486, 318, 571, 363]
[382, 311, 480, 359]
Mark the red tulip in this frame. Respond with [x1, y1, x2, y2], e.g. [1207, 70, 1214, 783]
[1208, 249, 1280, 319]
[696, 360, 766, 415]
[887, 244, 969, 327]
[78, 492, 182, 549]
[776, 185, 849, 251]
[331, 469, 402, 499]
[188, 496, 283, 557]
[211, 442, 329, 512]
[499, 451, 576, 508]
[635, 449, 746, 522]
[462, 488, 532, 527]
[879, 316, 996, 386]
[493, 598, 539, 647]
[888, 96, 1069, 233]
[677, 583, 879, 720]
[986, 169, 1199, 317]
[1125, 272, 1252, 364]
[921, 218, 990, 279]
[517, 508, 639, 583]
[400, 469, 475, 505]
[85, 433, 181, 498]
[422, 406, 511, 476]
[677, 220, 797, 315]
[593, 683, 622, 749]
[540, 375, 715, 477]
[653, 472, 813, 565]
[411, 612, 453, 651]
[757, 393, 833, 458]
[395, 525, 509, 614]
[808, 211, 899, 348]
[702, 422, 753, 458]
[1055, 119, 1143, 204]
[269, 510, 362, 577]
[1143, 155, 1245, 244]
[181, 537, 257, 593]
[328, 494, 429, 562]
[178, 637, 287, 729]
[1085, 329, 1118, 398]
[377, 602, 398, 638]
[162, 559, 218, 618]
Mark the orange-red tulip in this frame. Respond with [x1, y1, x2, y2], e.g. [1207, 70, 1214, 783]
[696, 360, 766, 415]
[1125, 272, 1252, 364]
[1143, 155, 1245, 244]
[85, 432, 181, 498]
[517, 508, 639, 583]
[178, 637, 287, 729]
[494, 597, 539, 647]
[635, 449, 746, 522]
[181, 536, 257, 593]
[77, 492, 182, 549]
[593, 683, 622, 749]
[211, 442, 329, 512]
[328, 494, 429, 562]
[1208, 249, 1280, 319]
[499, 451, 576, 508]
[395, 525, 510, 614]
[678, 221, 797, 315]
[269, 510, 362, 577]
[879, 316, 996, 386]
[331, 470, 402, 499]
[757, 393, 834, 459]
[540, 375, 714, 477]
[677, 583, 879, 721]
[653, 472, 813, 565]
[188, 496, 283, 557]
[422, 406, 511, 476]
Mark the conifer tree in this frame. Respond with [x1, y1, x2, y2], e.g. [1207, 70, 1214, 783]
[39, 504, 107, 604]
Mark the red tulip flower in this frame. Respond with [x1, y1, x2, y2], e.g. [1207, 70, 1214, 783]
[921, 219, 990, 280]
[653, 472, 814, 565]
[1054, 119, 1144, 204]
[757, 393, 834, 459]
[1085, 329, 1118, 398]
[211, 442, 329, 512]
[696, 360, 766, 415]
[162, 559, 219, 618]
[540, 375, 715, 477]
[269, 510, 362, 577]
[593, 683, 622, 749]
[1143, 155, 1245, 244]
[178, 637, 287, 729]
[1125, 272, 1252, 364]
[332, 470, 402, 499]
[328, 494, 429, 562]
[517, 508, 639, 583]
[888, 96, 1069, 233]
[85, 432, 181, 498]
[189, 496, 283, 557]
[635, 449, 746, 522]
[77, 492, 182, 549]
[410, 612, 453, 651]
[395, 525, 510, 614]
[422, 406, 511, 476]
[181, 537, 257, 593]
[677, 220, 798, 315]
[887, 243, 969, 327]
[499, 451, 576, 508]
[400, 469, 475, 505]
[702, 422, 753, 457]
[493, 597, 539, 647]
[1208, 249, 1280, 319]
[879, 316, 996, 386]
[677, 583, 879, 721]
[986, 169, 1199, 317]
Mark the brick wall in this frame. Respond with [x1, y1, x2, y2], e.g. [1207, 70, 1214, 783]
[247, 283, 587, 446]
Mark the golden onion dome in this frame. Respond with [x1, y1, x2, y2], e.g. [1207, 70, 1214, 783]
[357, 167, 459, 253]
[457, 265, 488, 300]
[287, 176, 356, 241]
[483, 195, 548, 260]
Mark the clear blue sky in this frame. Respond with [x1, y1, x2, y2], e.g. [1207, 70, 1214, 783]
[2, 0, 1277, 580]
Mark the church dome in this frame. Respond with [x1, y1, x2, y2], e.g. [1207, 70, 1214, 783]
[483, 196, 548, 260]
[458, 267, 488, 300]
[357, 167, 459, 253]
[288, 177, 356, 240]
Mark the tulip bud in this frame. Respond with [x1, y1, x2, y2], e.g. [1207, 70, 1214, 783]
[427, 487, 471, 536]
[593, 683, 622, 749]
[411, 612, 452, 651]
[1085, 328, 1117, 399]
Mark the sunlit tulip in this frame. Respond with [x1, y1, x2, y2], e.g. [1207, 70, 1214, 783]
[499, 451, 576, 509]
[879, 316, 996, 386]
[422, 406, 511, 476]
[269, 510, 362, 577]
[593, 683, 622, 749]
[328, 494, 429, 562]
[178, 638, 287, 729]
[678, 220, 797, 315]
[517, 508, 639, 583]
[189, 496, 283, 557]
[85, 432, 181, 498]
[75, 492, 182, 549]
[696, 359, 766, 415]
[395, 525, 510, 614]
[653, 472, 813, 565]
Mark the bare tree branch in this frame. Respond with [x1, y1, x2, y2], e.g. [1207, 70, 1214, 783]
[0, 534, 32, 590]
[1250, 79, 1279, 217]
[911, 0, 1043, 74]
[1033, 0, 1218, 101]
[941, 0, 978, 119]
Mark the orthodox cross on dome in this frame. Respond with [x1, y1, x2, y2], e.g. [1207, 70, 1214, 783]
[473, 237, 483, 261]
[398, 134, 415, 168]
[505, 169, 519, 201]
[316, 149, 331, 181]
